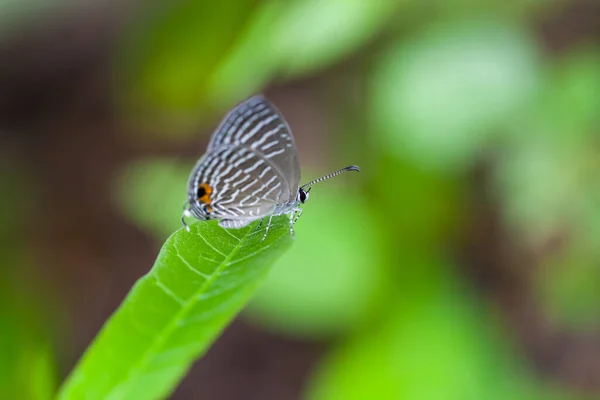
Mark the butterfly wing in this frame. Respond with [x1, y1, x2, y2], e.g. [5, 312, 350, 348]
[188, 144, 287, 224]
[188, 96, 300, 226]
[207, 95, 301, 203]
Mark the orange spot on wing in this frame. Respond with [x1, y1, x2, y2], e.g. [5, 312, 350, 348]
[197, 183, 214, 206]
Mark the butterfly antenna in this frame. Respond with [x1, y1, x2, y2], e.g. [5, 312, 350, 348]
[300, 165, 360, 190]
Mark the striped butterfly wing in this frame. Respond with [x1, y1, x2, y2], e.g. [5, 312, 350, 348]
[189, 96, 300, 226]
[207, 95, 300, 203]
[190, 144, 285, 224]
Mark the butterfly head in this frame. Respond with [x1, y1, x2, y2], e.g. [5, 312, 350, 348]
[297, 187, 310, 204]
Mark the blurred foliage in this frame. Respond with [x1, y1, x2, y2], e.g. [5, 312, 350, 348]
[0, 163, 57, 400]
[0, 280, 56, 400]
[369, 154, 465, 249]
[115, 158, 190, 239]
[118, 0, 400, 132]
[371, 19, 541, 172]
[305, 273, 548, 400]
[0, 0, 63, 35]
[495, 48, 600, 242]
[492, 47, 600, 329]
[539, 248, 600, 329]
[268, 0, 397, 77]
[119, 0, 261, 122]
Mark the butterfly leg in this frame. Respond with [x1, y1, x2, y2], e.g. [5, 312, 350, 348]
[261, 215, 274, 242]
[256, 217, 264, 230]
[287, 207, 303, 238]
[292, 207, 303, 225]
[288, 210, 296, 238]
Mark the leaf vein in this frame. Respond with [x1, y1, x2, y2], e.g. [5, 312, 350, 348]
[174, 250, 212, 279]
[195, 230, 227, 257]
[154, 277, 186, 306]
[221, 227, 243, 242]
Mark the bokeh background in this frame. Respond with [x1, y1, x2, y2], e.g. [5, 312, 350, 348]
[1, 0, 600, 399]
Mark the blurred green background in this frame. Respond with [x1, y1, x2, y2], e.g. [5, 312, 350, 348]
[1, 0, 600, 399]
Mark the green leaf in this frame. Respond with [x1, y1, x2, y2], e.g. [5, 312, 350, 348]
[57, 218, 293, 400]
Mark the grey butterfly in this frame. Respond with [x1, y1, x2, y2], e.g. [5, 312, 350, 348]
[182, 95, 359, 238]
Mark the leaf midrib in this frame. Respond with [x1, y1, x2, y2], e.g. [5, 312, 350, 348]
[114, 225, 256, 399]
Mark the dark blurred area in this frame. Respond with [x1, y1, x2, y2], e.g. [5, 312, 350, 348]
[1, 0, 600, 399]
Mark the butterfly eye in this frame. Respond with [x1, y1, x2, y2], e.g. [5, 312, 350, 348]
[298, 188, 309, 203]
